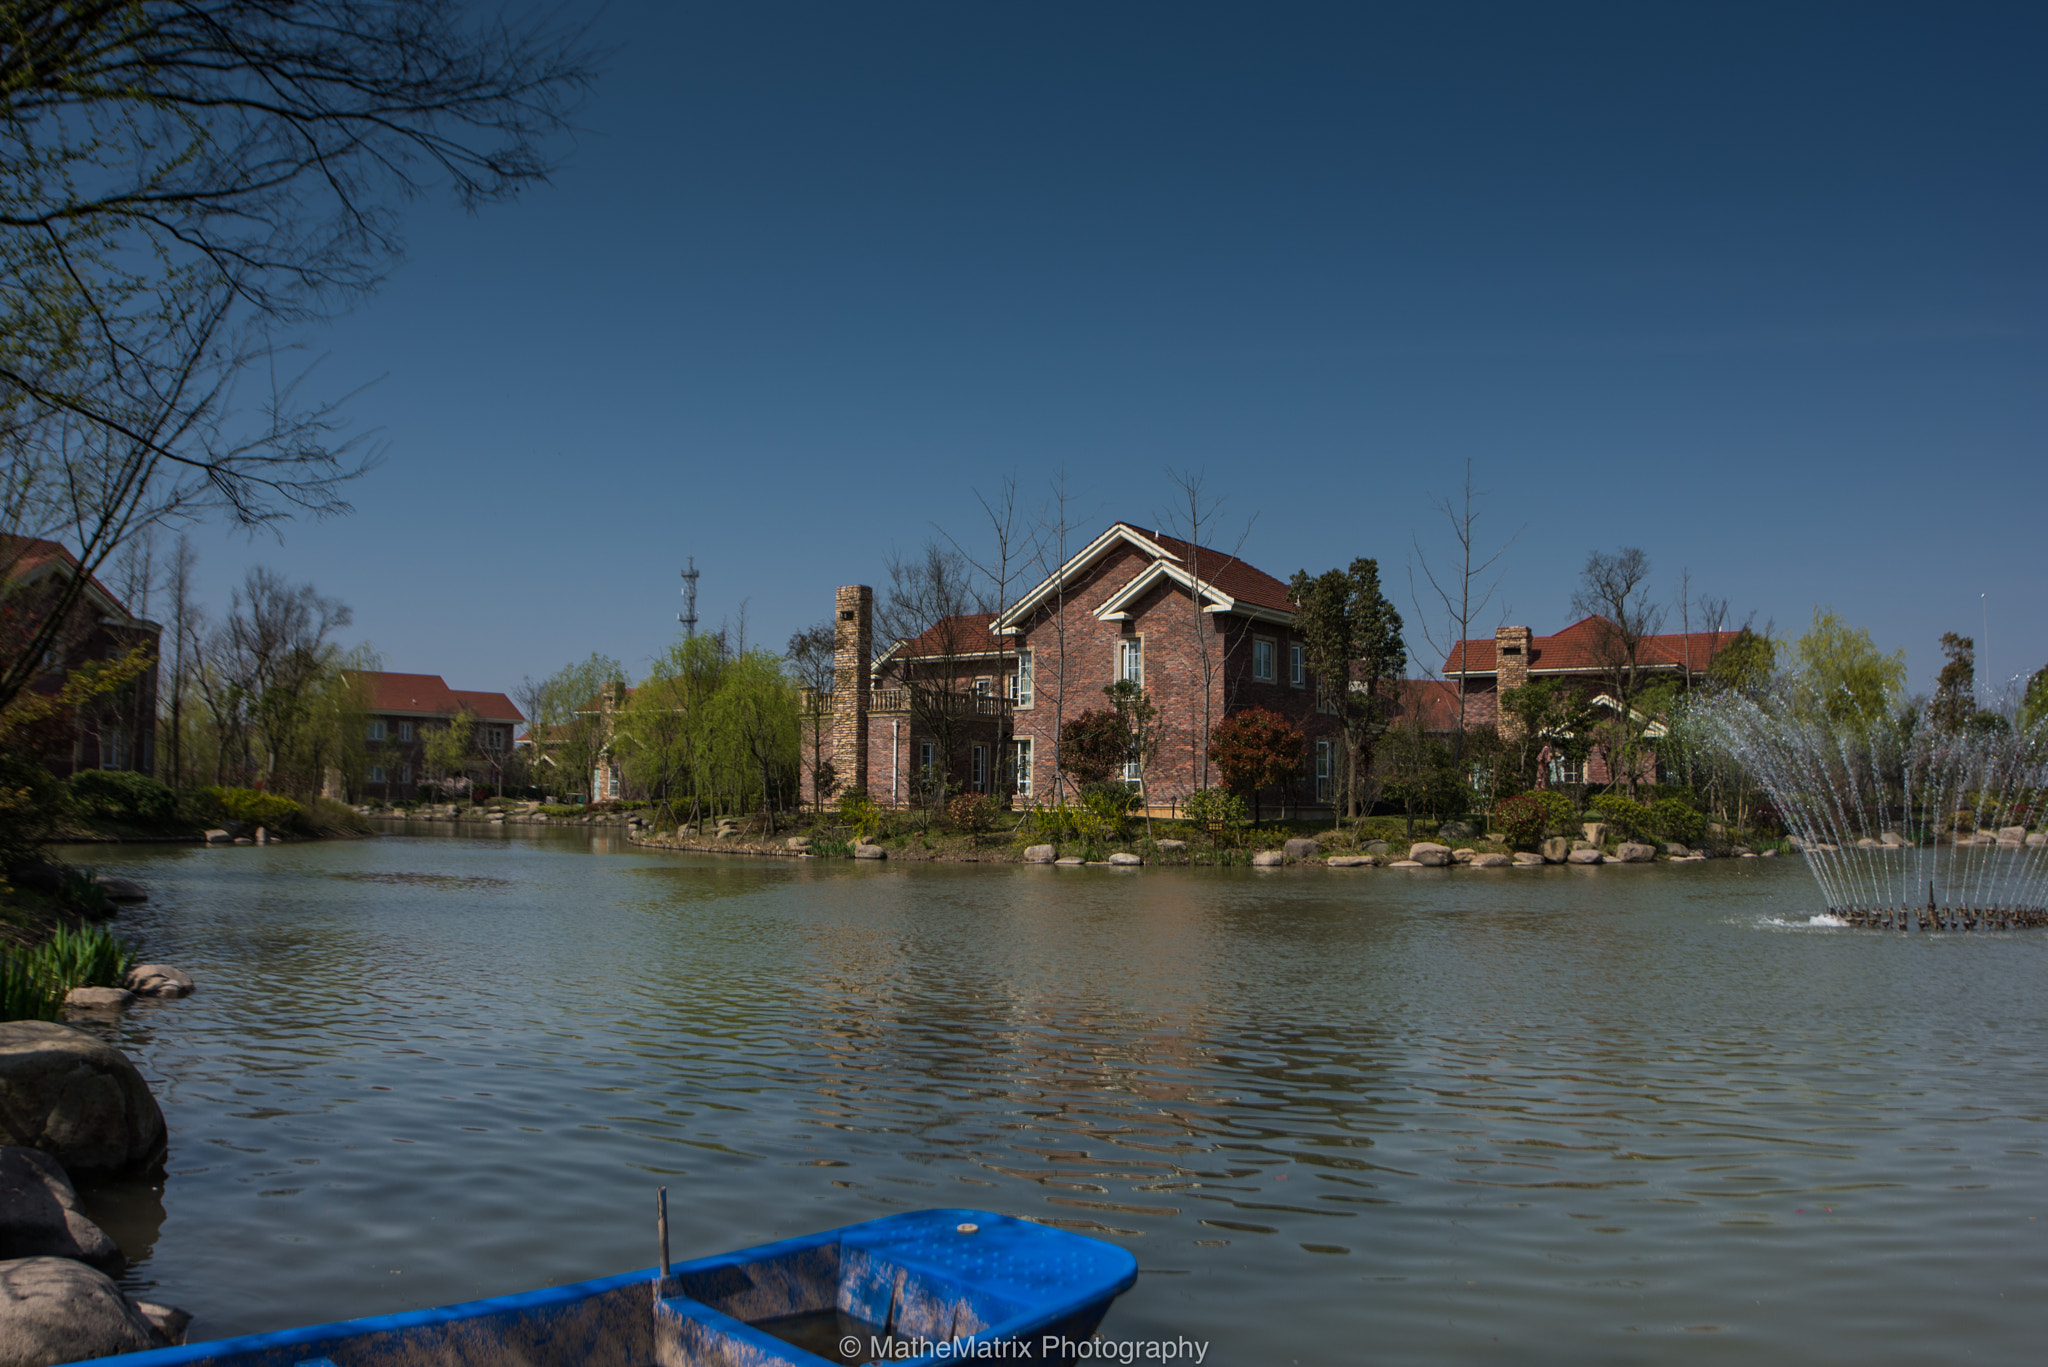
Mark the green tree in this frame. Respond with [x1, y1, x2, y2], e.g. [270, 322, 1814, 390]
[1498, 680, 1597, 800]
[1288, 558, 1406, 823]
[1058, 709, 1128, 786]
[421, 711, 476, 795]
[1792, 608, 1906, 729]
[1706, 627, 1777, 696]
[703, 650, 799, 832]
[1926, 632, 1976, 733]
[624, 635, 729, 826]
[516, 654, 625, 804]
[2019, 665, 2048, 734]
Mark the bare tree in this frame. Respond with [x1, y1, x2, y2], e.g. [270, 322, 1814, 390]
[1160, 469, 1254, 796]
[1409, 461, 1521, 762]
[786, 619, 838, 809]
[941, 473, 1038, 802]
[1030, 469, 1096, 804]
[877, 541, 981, 820]
[163, 535, 202, 786]
[1572, 547, 1665, 796]
[0, 1, 594, 716]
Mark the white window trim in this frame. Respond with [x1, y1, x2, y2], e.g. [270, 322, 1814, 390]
[1315, 740, 1333, 801]
[1115, 635, 1144, 688]
[971, 744, 988, 792]
[1014, 737, 1033, 796]
[1015, 649, 1034, 708]
[1252, 636, 1276, 683]
[1290, 642, 1305, 688]
[367, 719, 386, 741]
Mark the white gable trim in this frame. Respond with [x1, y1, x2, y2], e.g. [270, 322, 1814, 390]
[1093, 558, 1294, 626]
[991, 523, 1177, 633]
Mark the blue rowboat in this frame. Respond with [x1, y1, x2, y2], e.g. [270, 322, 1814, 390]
[89, 1208, 1139, 1366]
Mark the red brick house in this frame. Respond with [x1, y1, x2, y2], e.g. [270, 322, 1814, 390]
[1441, 618, 1739, 786]
[1, 535, 161, 778]
[805, 522, 1343, 812]
[343, 671, 522, 800]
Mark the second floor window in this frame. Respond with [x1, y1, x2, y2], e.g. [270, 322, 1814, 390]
[1014, 650, 1033, 706]
[1253, 638, 1275, 682]
[366, 720, 386, 741]
[1290, 643, 1305, 687]
[399, 721, 414, 742]
[1118, 638, 1143, 685]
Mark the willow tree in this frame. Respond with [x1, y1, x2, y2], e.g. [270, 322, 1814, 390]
[623, 634, 728, 827]
[704, 650, 800, 832]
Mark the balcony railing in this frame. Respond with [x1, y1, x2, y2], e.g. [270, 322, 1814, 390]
[800, 688, 1011, 718]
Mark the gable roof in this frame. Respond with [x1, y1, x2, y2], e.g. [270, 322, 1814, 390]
[878, 612, 1005, 665]
[1382, 678, 1465, 732]
[1444, 617, 1741, 678]
[992, 521, 1296, 632]
[346, 671, 525, 722]
[0, 534, 151, 628]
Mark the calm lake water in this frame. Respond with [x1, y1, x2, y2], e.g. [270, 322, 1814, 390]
[57, 828, 2048, 1366]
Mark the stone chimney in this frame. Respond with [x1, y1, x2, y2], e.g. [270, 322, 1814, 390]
[833, 586, 873, 795]
[1494, 625, 1533, 740]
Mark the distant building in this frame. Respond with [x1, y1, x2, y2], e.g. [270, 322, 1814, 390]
[805, 522, 1343, 812]
[1, 535, 161, 778]
[343, 671, 523, 800]
[1441, 617, 1740, 785]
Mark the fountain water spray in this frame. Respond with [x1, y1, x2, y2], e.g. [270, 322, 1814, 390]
[1696, 685, 2048, 930]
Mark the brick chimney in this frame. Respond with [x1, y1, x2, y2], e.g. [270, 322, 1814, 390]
[1494, 625, 1533, 740]
[833, 586, 872, 795]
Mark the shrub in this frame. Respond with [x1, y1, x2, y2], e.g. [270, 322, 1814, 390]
[0, 957, 59, 1022]
[1589, 794, 1650, 841]
[198, 786, 306, 832]
[69, 770, 178, 826]
[1181, 787, 1249, 834]
[25, 923, 136, 993]
[1532, 790, 1576, 835]
[1492, 793, 1550, 848]
[946, 792, 1003, 833]
[1027, 801, 1116, 844]
[1645, 797, 1705, 846]
[836, 790, 884, 841]
[0, 753, 66, 873]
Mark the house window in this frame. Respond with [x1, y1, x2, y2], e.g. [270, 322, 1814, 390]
[1118, 637, 1143, 686]
[1253, 637, 1276, 681]
[1015, 650, 1033, 707]
[398, 721, 414, 742]
[1290, 643, 1305, 687]
[971, 744, 988, 792]
[919, 740, 936, 774]
[1549, 755, 1583, 787]
[400, 764, 413, 785]
[1123, 758, 1142, 788]
[1014, 737, 1033, 797]
[367, 720, 386, 741]
[369, 765, 386, 783]
[1316, 740, 1333, 801]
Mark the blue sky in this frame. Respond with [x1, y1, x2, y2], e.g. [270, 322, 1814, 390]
[177, 1, 2046, 704]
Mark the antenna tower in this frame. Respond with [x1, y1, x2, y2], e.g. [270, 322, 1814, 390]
[679, 558, 701, 637]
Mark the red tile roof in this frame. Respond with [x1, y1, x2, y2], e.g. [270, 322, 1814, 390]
[1138, 526, 1296, 614]
[346, 671, 524, 722]
[1444, 616, 1741, 676]
[1381, 678, 1465, 732]
[891, 612, 1006, 659]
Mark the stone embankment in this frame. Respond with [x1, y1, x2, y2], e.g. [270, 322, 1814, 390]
[0, 870, 201, 1364]
[356, 802, 647, 830]
[0, 1016, 191, 1362]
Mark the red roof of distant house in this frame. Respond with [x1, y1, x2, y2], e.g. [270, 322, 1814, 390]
[347, 671, 524, 722]
[1444, 617, 1741, 677]
[1383, 678, 1465, 731]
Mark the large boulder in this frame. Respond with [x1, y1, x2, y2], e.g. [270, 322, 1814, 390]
[1581, 822, 1608, 846]
[1107, 852, 1143, 866]
[1154, 839, 1188, 853]
[1363, 840, 1390, 856]
[0, 1024, 165, 1176]
[1614, 842, 1657, 863]
[1281, 838, 1320, 861]
[1437, 820, 1479, 842]
[1567, 848, 1605, 865]
[1468, 853, 1512, 867]
[1325, 856, 1377, 867]
[1021, 844, 1056, 864]
[89, 879, 146, 904]
[1250, 851, 1286, 867]
[851, 845, 885, 860]
[0, 1149, 121, 1273]
[1407, 842, 1453, 867]
[1512, 852, 1547, 866]
[0, 1256, 166, 1364]
[1541, 836, 1571, 863]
